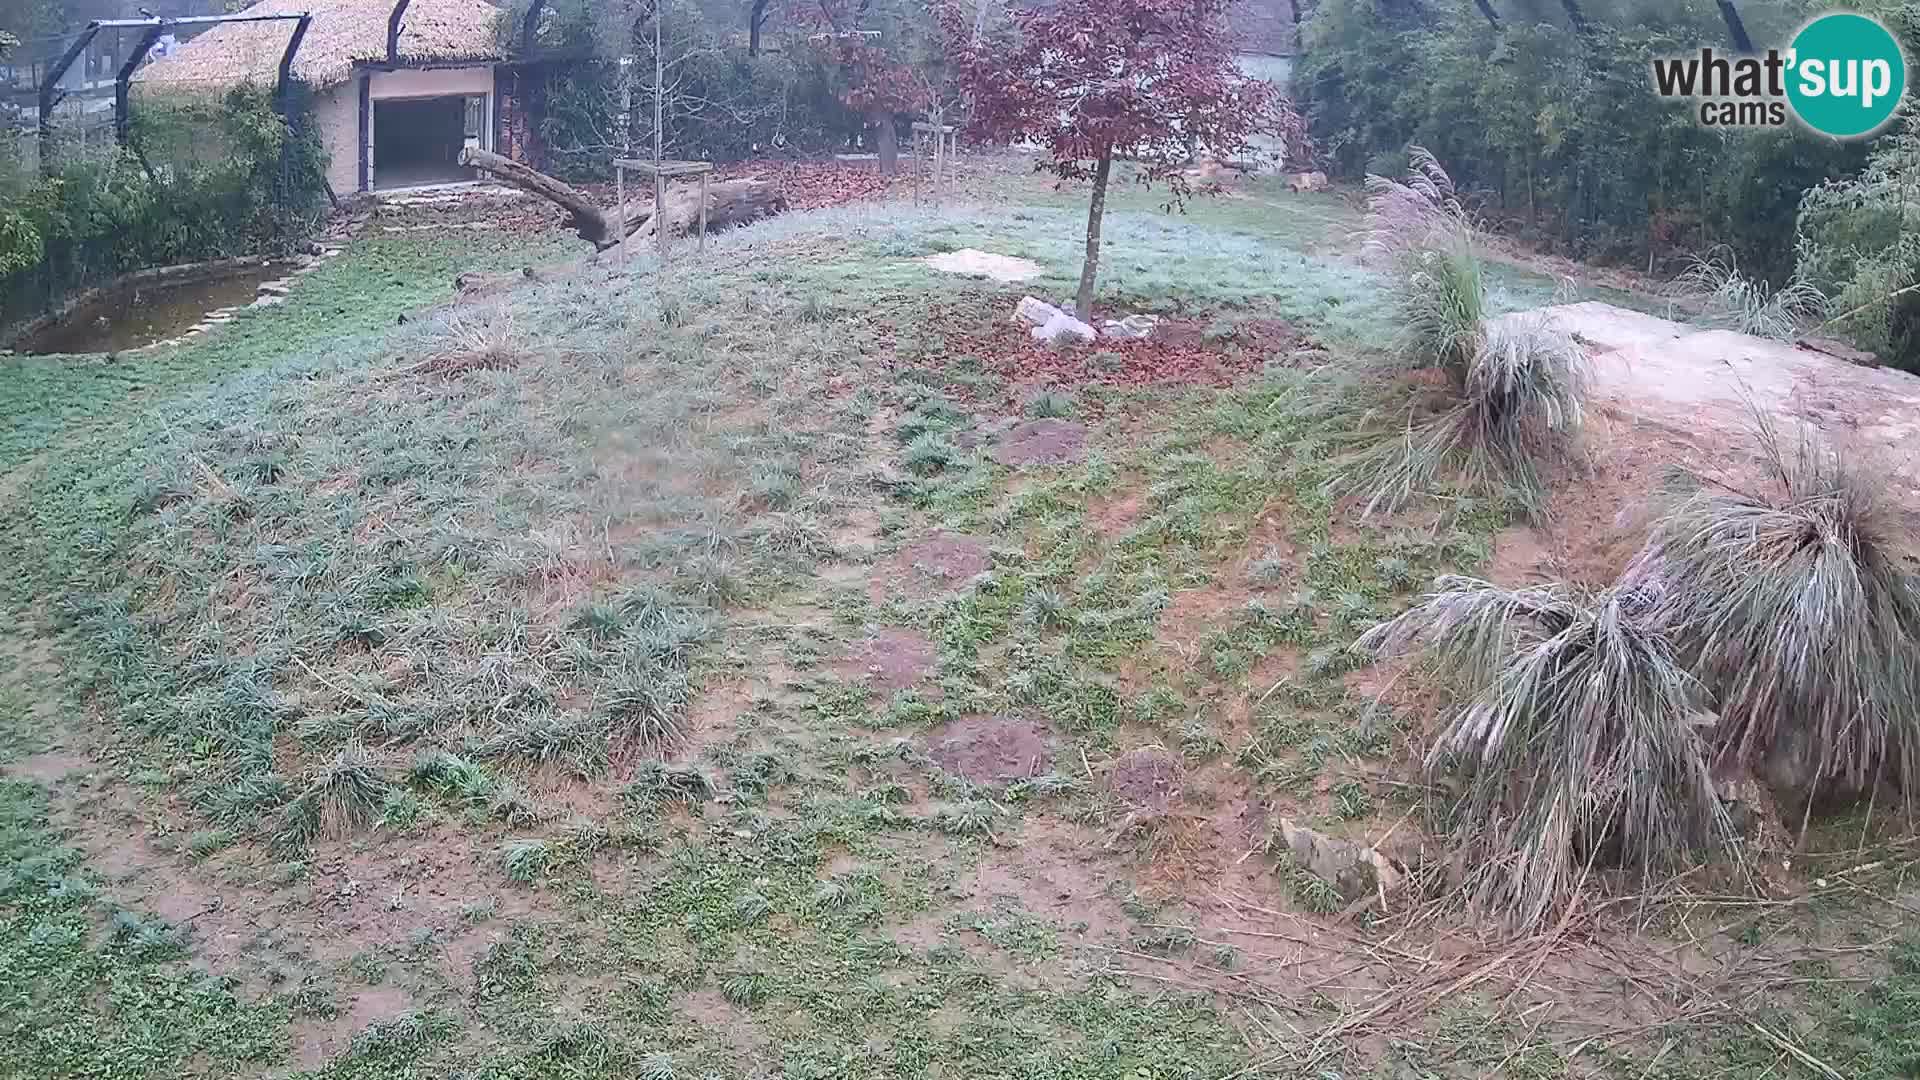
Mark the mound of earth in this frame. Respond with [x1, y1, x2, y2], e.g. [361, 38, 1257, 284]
[927, 715, 1055, 787]
[891, 532, 991, 586]
[1108, 747, 1184, 811]
[838, 628, 936, 691]
[992, 418, 1088, 467]
[1489, 302, 1920, 587]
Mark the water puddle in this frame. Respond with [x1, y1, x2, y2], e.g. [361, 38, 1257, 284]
[15, 260, 296, 356]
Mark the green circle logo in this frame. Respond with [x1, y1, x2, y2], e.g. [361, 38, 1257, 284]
[1786, 13, 1907, 138]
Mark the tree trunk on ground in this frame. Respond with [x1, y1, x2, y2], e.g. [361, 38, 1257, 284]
[1716, 0, 1754, 52]
[1076, 150, 1113, 320]
[1472, 0, 1500, 29]
[459, 147, 619, 246]
[870, 110, 899, 175]
[457, 147, 786, 252]
[605, 180, 788, 259]
[1558, 0, 1590, 35]
[749, 0, 770, 56]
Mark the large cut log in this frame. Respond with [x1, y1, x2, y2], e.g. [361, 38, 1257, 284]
[458, 147, 622, 248]
[456, 147, 787, 255]
[606, 180, 789, 260]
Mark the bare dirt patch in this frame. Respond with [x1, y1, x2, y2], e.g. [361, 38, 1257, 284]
[926, 715, 1055, 787]
[1086, 490, 1145, 536]
[837, 628, 936, 692]
[991, 418, 1088, 467]
[1108, 747, 1185, 811]
[3, 751, 93, 783]
[289, 984, 417, 1071]
[890, 532, 991, 588]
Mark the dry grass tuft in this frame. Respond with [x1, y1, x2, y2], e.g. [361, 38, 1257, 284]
[1628, 416, 1920, 805]
[412, 304, 527, 377]
[1361, 576, 1730, 931]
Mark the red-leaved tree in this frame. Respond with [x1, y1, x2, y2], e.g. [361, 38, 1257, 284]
[952, 0, 1302, 318]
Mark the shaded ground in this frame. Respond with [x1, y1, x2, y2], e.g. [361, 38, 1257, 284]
[0, 165, 1914, 1080]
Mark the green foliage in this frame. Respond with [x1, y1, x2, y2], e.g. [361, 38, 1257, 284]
[1798, 112, 1920, 369]
[1, 84, 327, 327]
[1298, 0, 1866, 278]
[1361, 575, 1727, 931]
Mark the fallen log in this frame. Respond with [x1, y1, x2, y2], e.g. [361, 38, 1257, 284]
[458, 147, 622, 247]
[456, 147, 787, 254]
[606, 179, 788, 260]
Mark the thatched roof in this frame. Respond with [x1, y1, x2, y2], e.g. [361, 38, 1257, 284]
[134, 0, 506, 92]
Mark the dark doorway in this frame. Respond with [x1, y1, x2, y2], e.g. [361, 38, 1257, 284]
[373, 96, 472, 190]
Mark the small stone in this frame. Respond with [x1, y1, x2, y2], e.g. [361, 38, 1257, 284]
[1276, 817, 1404, 904]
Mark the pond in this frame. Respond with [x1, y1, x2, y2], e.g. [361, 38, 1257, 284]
[13, 260, 293, 356]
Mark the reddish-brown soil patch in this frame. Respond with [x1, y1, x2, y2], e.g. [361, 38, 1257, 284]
[890, 532, 991, 588]
[1487, 524, 1555, 586]
[837, 628, 936, 692]
[880, 295, 1310, 417]
[2, 751, 93, 783]
[289, 985, 418, 1071]
[991, 418, 1088, 467]
[926, 715, 1054, 787]
[1108, 747, 1184, 811]
[1086, 490, 1146, 536]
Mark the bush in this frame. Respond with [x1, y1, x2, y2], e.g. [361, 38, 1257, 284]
[1341, 149, 1588, 521]
[1361, 147, 1485, 378]
[0, 83, 327, 327]
[1628, 417, 1920, 805]
[1297, 0, 1868, 278]
[1360, 576, 1730, 930]
[1797, 113, 1920, 369]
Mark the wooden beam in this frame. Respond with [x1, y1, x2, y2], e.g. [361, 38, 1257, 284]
[387, 0, 413, 62]
[38, 23, 100, 176]
[276, 13, 313, 117]
[116, 23, 166, 146]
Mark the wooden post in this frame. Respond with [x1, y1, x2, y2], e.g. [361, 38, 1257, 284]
[615, 162, 625, 261]
[698, 171, 709, 251]
[655, 172, 666, 261]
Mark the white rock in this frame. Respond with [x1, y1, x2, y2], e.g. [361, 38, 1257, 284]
[1031, 311, 1096, 345]
[1014, 295, 1063, 327]
[1101, 314, 1159, 340]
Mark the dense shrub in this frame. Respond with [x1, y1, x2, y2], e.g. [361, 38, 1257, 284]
[539, 51, 855, 180]
[1295, 0, 1868, 280]
[0, 84, 327, 328]
[1798, 114, 1920, 369]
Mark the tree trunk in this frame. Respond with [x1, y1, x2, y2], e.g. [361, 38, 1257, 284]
[1558, 0, 1590, 35]
[456, 147, 785, 252]
[458, 147, 618, 246]
[871, 110, 898, 175]
[1716, 0, 1754, 52]
[749, 0, 769, 57]
[1076, 151, 1113, 320]
[1472, 0, 1500, 29]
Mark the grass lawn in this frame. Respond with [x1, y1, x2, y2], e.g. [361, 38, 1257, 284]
[0, 168, 1913, 1079]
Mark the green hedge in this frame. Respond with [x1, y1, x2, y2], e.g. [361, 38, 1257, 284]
[1295, 0, 1867, 282]
[1, 84, 328, 331]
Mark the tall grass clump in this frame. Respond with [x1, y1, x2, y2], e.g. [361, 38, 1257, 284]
[1676, 250, 1826, 342]
[1628, 418, 1920, 806]
[1342, 148, 1590, 522]
[1362, 146, 1486, 379]
[276, 742, 393, 849]
[1361, 577, 1730, 930]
